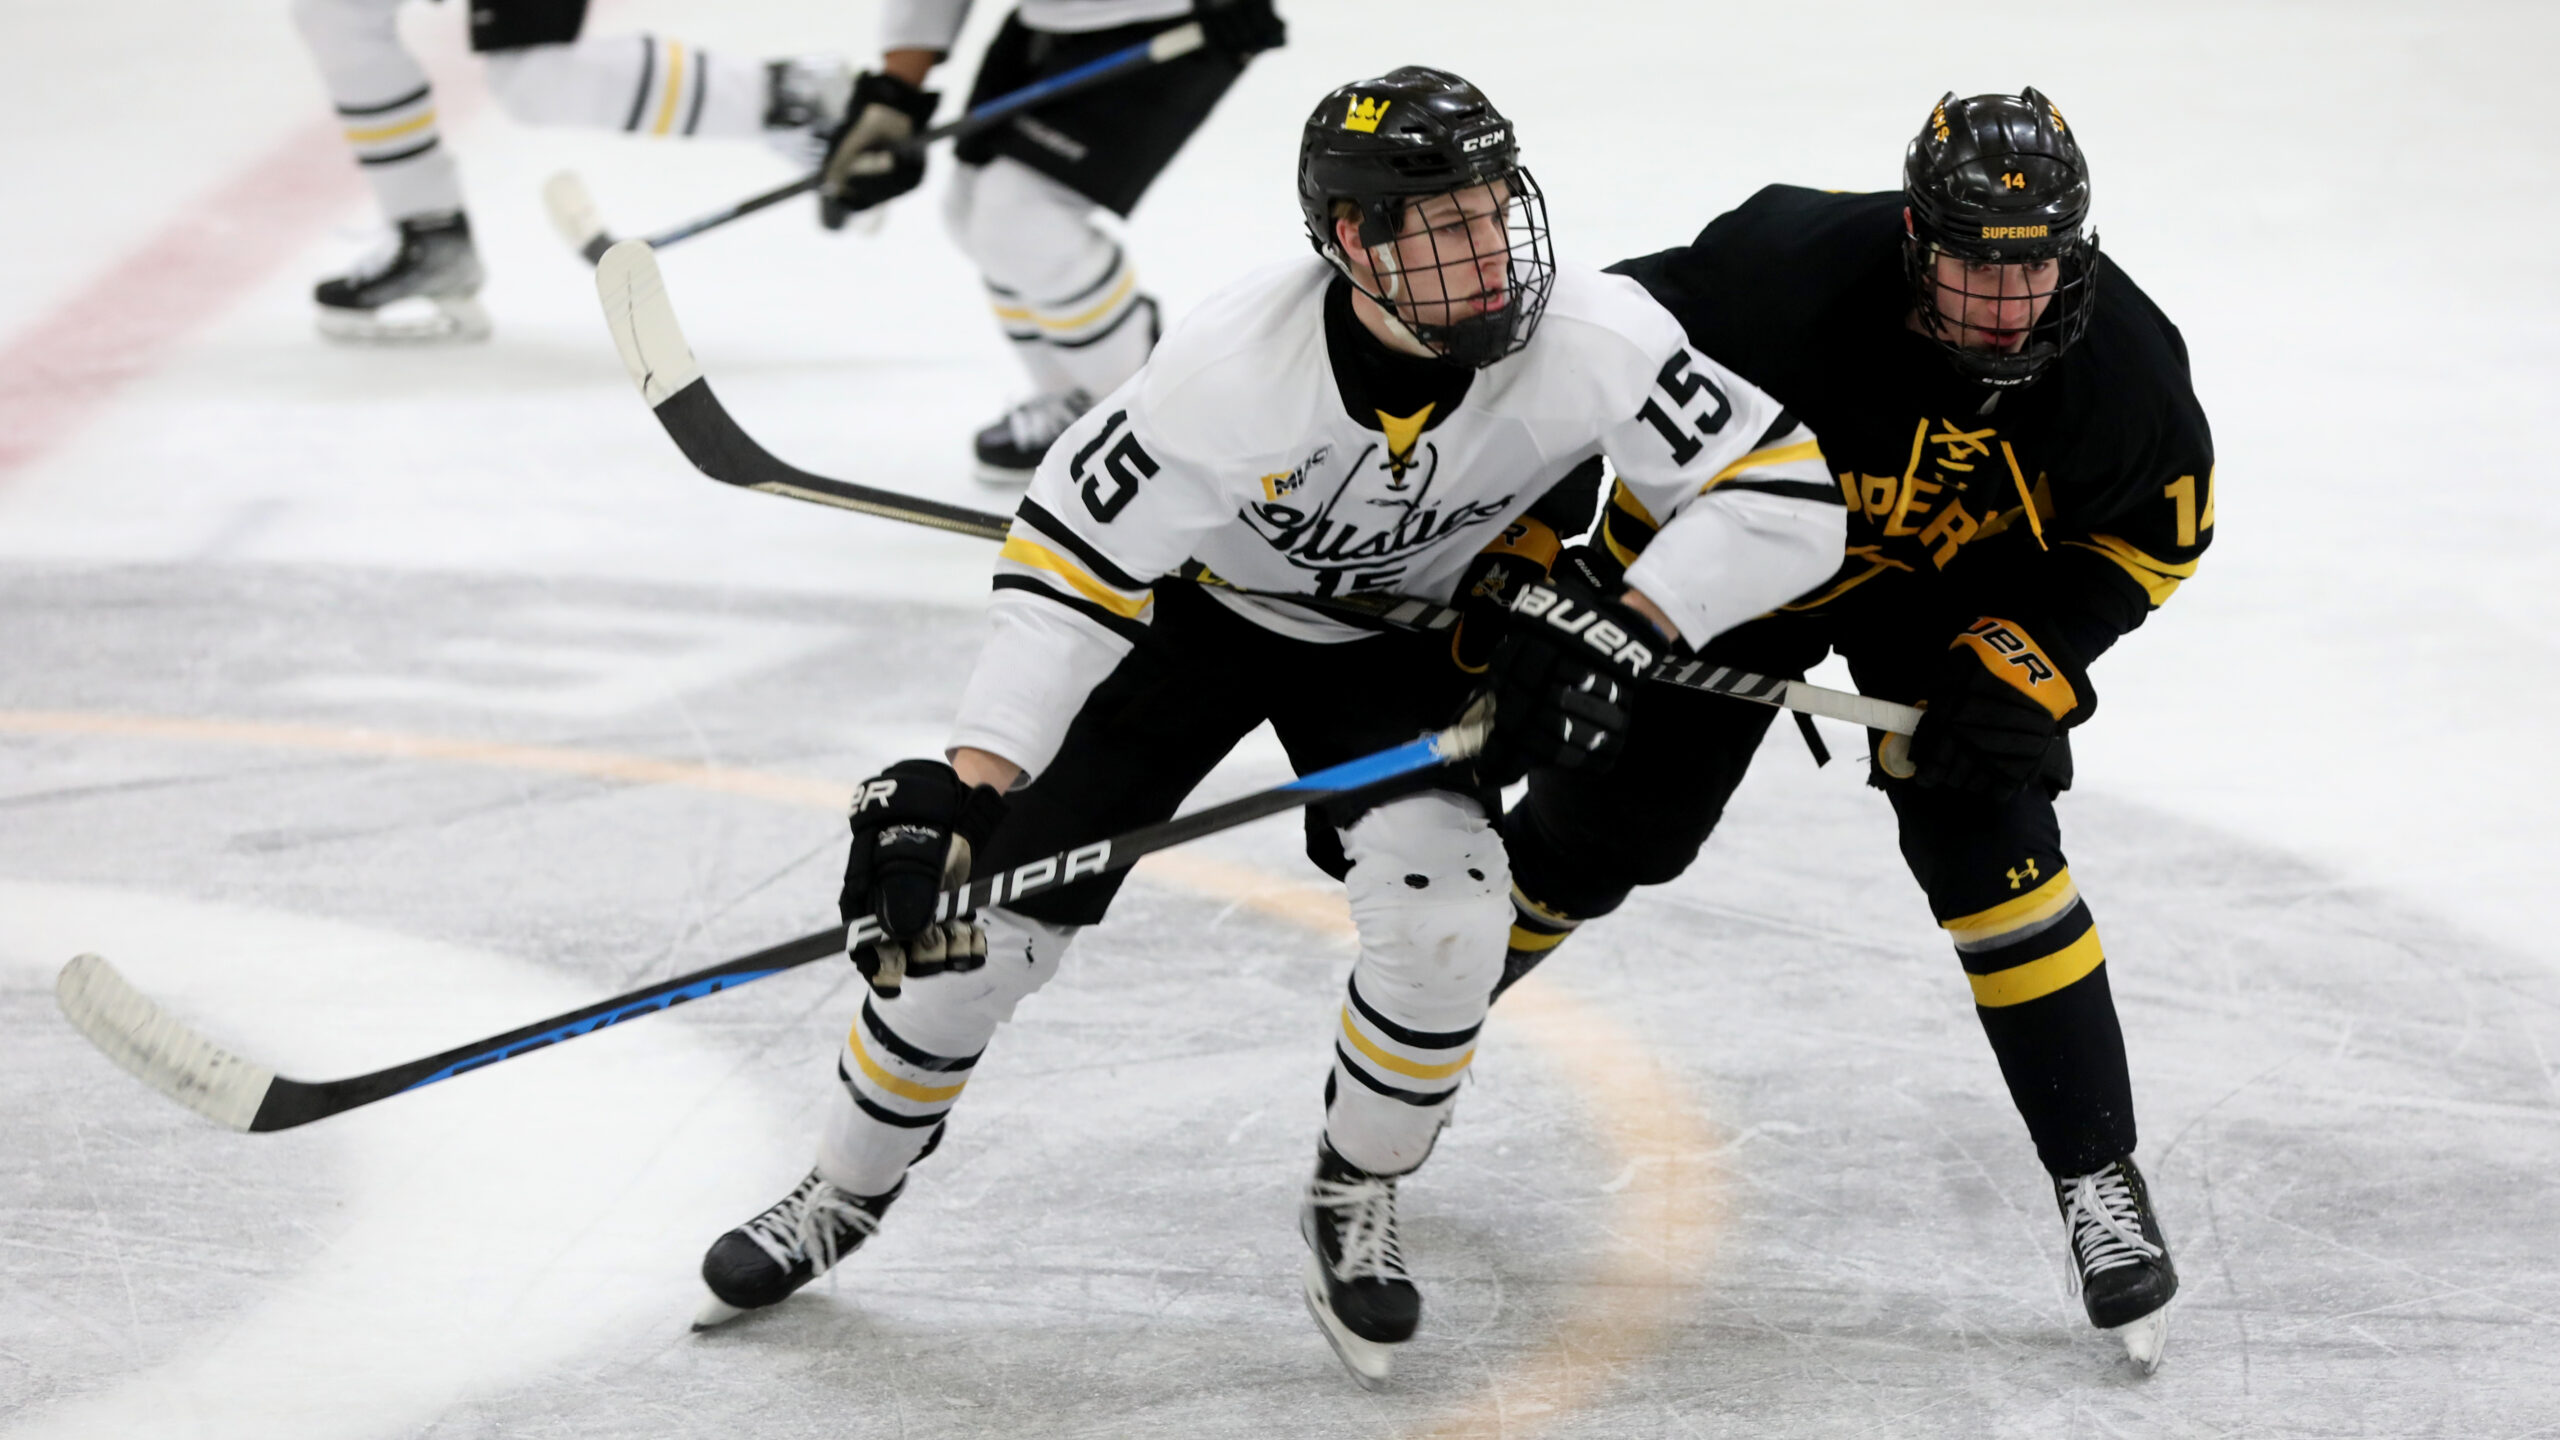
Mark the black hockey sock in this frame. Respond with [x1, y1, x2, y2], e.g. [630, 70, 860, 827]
[1972, 961, 2136, 1176]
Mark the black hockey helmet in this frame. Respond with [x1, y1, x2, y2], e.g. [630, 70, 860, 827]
[1297, 67, 1555, 368]
[1902, 88, 2101, 388]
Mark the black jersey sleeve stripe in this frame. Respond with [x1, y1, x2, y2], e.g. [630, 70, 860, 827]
[357, 138, 440, 167]
[336, 84, 432, 117]
[991, 574, 1152, 645]
[859, 1002, 982, 1074]
[1347, 976, 1483, 1050]
[1719, 477, 1847, 505]
[1014, 498, 1149, 592]
[1750, 407, 1801, 451]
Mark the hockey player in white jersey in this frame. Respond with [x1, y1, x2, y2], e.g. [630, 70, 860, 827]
[692, 68, 1846, 1387]
[815, 0, 1284, 483]
[292, 0, 853, 341]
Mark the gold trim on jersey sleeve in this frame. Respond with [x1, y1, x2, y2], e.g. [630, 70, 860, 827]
[2064, 535, 2199, 607]
[998, 537, 1151, 618]
[1697, 438, 1825, 495]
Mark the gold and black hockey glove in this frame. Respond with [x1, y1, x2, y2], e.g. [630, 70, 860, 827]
[1906, 617, 2096, 799]
[839, 758, 1010, 998]
[819, 71, 939, 228]
[1472, 571, 1661, 786]
[1449, 517, 1563, 674]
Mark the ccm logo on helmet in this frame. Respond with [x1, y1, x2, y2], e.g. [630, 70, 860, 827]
[1461, 128, 1507, 153]
[1511, 584, 1656, 672]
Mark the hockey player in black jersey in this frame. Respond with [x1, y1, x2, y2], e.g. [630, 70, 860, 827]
[1496, 90, 2208, 1371]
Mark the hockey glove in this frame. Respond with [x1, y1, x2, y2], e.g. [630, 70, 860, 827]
[1449, 517, 1563, 674]
[1907, 617, 2096, 799]
[1473, 574, 1660, 785]
[839, 758, 1010, 998]
[819, 71, 939, 228]
[1192, 0, 1287, 57]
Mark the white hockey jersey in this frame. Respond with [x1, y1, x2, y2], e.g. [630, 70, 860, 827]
[883, 0, 1195, 53]
[952, 257, 1847, 780]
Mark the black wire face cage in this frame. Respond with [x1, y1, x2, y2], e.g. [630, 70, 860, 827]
[1903, 230, 2102, 389]
[1335, 168, 1555, 369]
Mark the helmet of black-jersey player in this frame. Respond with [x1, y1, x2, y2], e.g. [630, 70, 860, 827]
[1903, 88, 2102, 388]
[1296, 67, 1555, 368]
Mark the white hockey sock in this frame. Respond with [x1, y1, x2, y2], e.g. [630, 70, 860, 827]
[816, 909, 1076, 1195]
[1322, 795, 1510, 1175]
[290, 0, 463, 220]
[482, 35, 767, 138]
[947, 157, 1156, 399]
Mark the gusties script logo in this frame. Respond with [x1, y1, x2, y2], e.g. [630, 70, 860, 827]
[1238, 437, 1513, 596]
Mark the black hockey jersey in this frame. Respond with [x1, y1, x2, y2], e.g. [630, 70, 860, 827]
[1607, 185, 2215, 666]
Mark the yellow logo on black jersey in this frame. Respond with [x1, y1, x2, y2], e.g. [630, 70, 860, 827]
[1344, 96, 1389, 133]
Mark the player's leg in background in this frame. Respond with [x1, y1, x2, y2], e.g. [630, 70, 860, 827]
[472, 0, 846, 158]
[939, 14, 1245, 485]
[290, 0, 487, 341]
[1874, 737, 2179, 1353]
[1494, 615, 1824, 998]
[944, 155, 1156, 484]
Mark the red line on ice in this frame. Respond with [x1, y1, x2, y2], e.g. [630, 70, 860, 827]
[0, 119, 359, 479]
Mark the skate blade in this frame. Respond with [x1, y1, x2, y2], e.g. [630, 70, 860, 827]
[2111, 1306, 2169, 1373]
[316, 295, 491, 346]
[1301, 1255, 1394, 1391]
[691, 1290, 747, 1331]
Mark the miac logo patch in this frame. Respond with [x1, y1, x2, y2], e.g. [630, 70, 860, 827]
[1343, 96, 1389, 133]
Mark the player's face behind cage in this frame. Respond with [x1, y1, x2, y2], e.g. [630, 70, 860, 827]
[1334, 174, 1554, 366]
[1916, 250, 2069, 353]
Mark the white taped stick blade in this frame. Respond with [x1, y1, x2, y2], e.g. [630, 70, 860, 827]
[55, 954, 274, 1132]
[542, 171, 606, 252]
[594, 239, 703, 407]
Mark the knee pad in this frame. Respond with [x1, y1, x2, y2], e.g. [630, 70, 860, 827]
[951, 158, 1116, 303]
[866, 907, 1075, 1059]
[1341, 793, 1509, 1026]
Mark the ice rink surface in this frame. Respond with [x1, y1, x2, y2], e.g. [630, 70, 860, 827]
[4, 1, 2557, 1435]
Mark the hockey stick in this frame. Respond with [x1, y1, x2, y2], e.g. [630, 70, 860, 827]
[53, 718, 1483, 1134]
[594, 238, 1926, 740]
[544, 22, 1207, 265]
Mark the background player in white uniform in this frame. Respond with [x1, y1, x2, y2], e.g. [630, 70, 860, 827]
[690, 68, 1845, 1388]
[292, 0, 852, 341]
[816, 0, 1284, 483]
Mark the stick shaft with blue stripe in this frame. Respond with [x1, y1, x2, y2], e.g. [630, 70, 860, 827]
[56, 717, 1481, 1134]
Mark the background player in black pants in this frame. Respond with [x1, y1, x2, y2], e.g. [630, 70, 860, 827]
[1496, 89, 2212, 1371]
[818, 0, 1285, 484]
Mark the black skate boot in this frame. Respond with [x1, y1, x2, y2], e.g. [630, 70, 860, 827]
[694, 1169, 903, 1329]
[314, 211, 488, 344]
[2056, 1156, 2177, 1372]
[1299, 1141, 1420, 1389]
[972, 388, 1091, 486]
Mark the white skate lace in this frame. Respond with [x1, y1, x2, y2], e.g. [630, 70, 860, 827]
[1003, 390, 1092, 450]
[2062, 1166, 2162, 1292]
[740, 1173, 879, 1274]
[1308, 1175, 1411, 1283]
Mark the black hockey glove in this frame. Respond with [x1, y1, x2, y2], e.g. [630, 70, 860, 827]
[1473, 573, 1661, 786]
[1449, 517, 1562, 674]
[1192, 0, 1287, 57]
[1906, 617, 2096, 799]
[839, 758, 1010, 998]
[818, 71, 939, 228]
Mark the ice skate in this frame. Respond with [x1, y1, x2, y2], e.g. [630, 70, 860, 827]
[313, 212, 488, 344]
[762, 55, 852, 167]
[1299, 1142, 1420, 1389]
[694, 1169, 902, 1329]
[972, 389, 1090, 486]
[2056, 1157, 2177, 1372]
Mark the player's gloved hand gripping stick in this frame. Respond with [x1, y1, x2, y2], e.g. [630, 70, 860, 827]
[52, 721, 1484, 1133]
[591, 238, 1927, 742]
[543, 22, 1211, 265]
